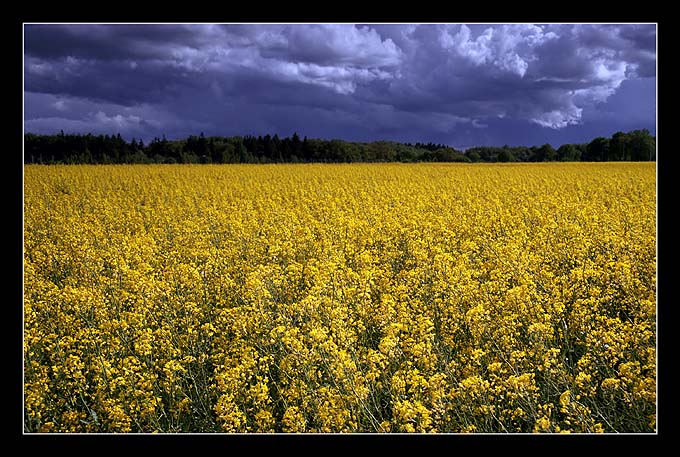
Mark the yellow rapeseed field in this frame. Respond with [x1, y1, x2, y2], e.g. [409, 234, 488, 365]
[23, 163, 656, 433]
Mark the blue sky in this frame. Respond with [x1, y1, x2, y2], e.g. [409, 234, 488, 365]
[24, 23, 656, 148]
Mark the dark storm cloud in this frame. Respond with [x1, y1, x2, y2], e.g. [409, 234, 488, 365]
[24, 24, 214, 61]
[24, 23, 656, 146]
[25, 55, 196, 106]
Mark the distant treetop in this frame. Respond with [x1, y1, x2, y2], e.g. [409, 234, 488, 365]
[23, 129, 656, 165]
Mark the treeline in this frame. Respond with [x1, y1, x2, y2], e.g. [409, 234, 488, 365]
[23, 129, 656, 165]
[463, 129, 656, 163]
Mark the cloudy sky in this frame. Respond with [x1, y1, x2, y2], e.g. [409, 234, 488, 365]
[24, 23, 656, 149]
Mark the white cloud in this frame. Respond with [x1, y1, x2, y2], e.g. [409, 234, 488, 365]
[260, 60, 393, 94]
[93, 111, 144, 129]
[246, 24, 403, 94]
[283, 24, 403, 67]
[53, 99, 67, 111]
[530, 106, 583, 129]
[150, 25, 403, 96]
[25, 58, 55, 76]
[439, 24, 558, 77]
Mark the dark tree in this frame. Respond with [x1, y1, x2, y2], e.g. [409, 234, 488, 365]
[585, 137, 610, 162]
[556, 144, 580, 161]
[466, 150, 481, 162]
[610, 132, 630, 161]
[628, 129, 655, 161]
[534, 143, 556, 162]
[497, 148, 514, 162]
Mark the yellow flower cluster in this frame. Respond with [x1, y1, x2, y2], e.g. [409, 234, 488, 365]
[24, 162, 656, 433]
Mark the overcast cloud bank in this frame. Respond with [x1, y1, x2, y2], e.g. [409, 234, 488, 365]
[24, 23, 656, 148]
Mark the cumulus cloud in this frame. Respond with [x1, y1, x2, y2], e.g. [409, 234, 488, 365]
[261, 24, 403, 67]
[381, 23, 654, 130]
[24, 23, 656, 146]
[437, 24, 557, 77]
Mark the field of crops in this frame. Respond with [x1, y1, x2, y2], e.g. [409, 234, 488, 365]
[23, 163, 656, 433]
